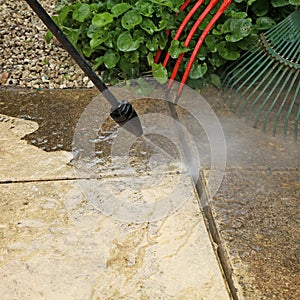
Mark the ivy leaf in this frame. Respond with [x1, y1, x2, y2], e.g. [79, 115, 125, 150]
[289, 0, 300, 4]
[169, 40, 189, 58]
[224, 18, 252, 42]
[111, 3, 131, 17]
[90, 30, 109, 49]
[205, 35, 217, 52]
[103, 49, 120, 68]
[121, 10, 143, 30]
[149, 0, 173, 8]
[217, 41, 240, 60]
[125, 51, 140, 63]
[152, 63, 168, 84]
[72, 4, 90, 22]
[63, 27, 80, 45]
[92, 12, 114, 27]
[255, 17, 276, 30]
[93, 56, 104, 70]
[133, 30, 146, 43]
[237, 34, 259, 50]
[140, 18, 158, 34]
[117, 32, 140, 52]
[210, 74, 222, 89]
[271, 0, 289, 7]
[252, 0, 269, 17]
[119, 57, 138, 78]
[57, 6, 72, 24]
[82, 45, 94, 58]
[147, 52, 154, 66]
[106, 0, 119, 10]
[45, 30, 53, 43]
[188, 61, 208, 79]
[135, 0, 155, 17]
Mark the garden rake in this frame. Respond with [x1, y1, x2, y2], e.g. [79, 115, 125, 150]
[155, 0, 232, 100]
[222, 10, 300, 141]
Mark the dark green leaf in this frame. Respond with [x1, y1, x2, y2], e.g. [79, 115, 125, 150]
[255, 17, 276, 30]
[90, 30, 109, 49]
[93, 56, 104, 70]
[82, 45, 94, 58]
[140, 18, 158, 34]
[210, 74, 222, 89]
[45, 30, 53, 43]
[126, 51, 140, 63]
[237, 34, 259, 50]
[103, 49, 120, 68]
[133, 30, 146, 43]
[121, 10, 143, 30]
[111, 3, 131, 17]
[208, 53, 226, 68]
[188, 61, 208, 79]
[92, 13, 114, 27]
[117, 31, 140, 52]
[149, 0, 173, 8]
[271, 0, 289, 7]
[72, 4, 90, 22]
[169, 40, 189, 58]
[252, 0, 269, 17]
[217, 41, 240, 60]
[152, 63, 168, 84]
[119, 57, 138, 78]
[63, 27, 80, 45]
[147, 52, 154, 66]
[135, 0, 155, 17]
[106, 0, 119, 10]
[205, 35, 217, 52]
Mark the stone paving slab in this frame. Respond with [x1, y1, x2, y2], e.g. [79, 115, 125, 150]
[0, 110, 230, 299]
[0, 179, 230, 300]
[176, 87, 300, 299]
[206, 169, 300, 299]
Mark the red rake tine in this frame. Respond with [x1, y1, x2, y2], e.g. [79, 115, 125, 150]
[154, 0, 191, 64]
[167, 0, 217, 91]
[176, 0, 232, 98]
[161, 0, 205, 67]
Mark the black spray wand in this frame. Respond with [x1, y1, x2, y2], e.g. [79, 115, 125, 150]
[24, 0, 143, 137]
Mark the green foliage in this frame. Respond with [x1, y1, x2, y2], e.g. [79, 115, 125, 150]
[50, 0, 297, 86]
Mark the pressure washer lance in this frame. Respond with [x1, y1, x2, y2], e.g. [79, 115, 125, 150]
[25, 0, 143, 137]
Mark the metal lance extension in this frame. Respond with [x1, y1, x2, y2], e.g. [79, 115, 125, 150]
[24, 0, 143, 137]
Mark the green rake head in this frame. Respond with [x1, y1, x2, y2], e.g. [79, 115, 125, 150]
[222, 10, 300, 141]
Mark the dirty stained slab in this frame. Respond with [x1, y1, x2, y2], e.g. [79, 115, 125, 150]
[0, 110, 230, 298]
[176, 87, 300, 300]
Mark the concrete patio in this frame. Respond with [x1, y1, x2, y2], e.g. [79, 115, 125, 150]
[0, 85, 299, 299]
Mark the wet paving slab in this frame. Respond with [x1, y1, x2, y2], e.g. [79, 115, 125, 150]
[0, 179, 230, 299]
[1, 84, 299, 299]
[207, 169, 299, 299]
[176, 87, 300, 299]
[0, 86, 230, 299]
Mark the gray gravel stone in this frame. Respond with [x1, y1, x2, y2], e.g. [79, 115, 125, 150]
[0, 0, 94, 89]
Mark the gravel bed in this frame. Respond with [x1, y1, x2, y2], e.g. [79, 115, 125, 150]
[0, 0, 94, 89]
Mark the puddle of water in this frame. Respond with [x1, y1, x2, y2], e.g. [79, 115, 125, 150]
[0, 88, 97, 151]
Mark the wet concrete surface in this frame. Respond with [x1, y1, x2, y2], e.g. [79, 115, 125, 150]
[0, 85, 299, 299]
[209, 169, 299, 299]
[0, 88, 96, 151]
[0, 87, 230, 299]
[178, 87, 299, 299]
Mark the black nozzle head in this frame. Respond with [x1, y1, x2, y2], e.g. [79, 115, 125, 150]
[110, 100, 143, 137]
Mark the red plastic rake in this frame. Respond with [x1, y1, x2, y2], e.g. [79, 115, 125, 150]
[156, 0, 232, 99]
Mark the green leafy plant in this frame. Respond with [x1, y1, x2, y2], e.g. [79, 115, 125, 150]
[49, 0, 298, 87]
